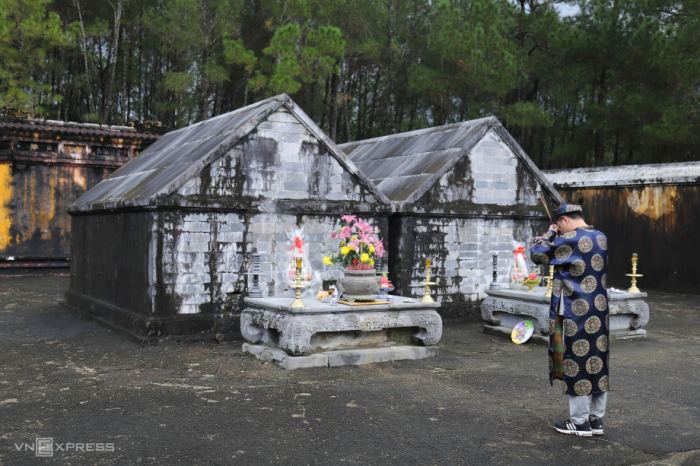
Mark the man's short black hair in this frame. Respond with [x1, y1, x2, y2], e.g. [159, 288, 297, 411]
[559, 212, 584, 221]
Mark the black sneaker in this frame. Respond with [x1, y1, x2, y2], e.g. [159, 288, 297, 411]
[589, 416, 604, 435]
[554, 419, 593, 437]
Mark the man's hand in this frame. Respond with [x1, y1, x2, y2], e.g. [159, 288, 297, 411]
[548, 224, 559, 235]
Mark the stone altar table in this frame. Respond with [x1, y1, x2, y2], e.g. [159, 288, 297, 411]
[481, 287, 649, 343]
[241, 297, 442, 369]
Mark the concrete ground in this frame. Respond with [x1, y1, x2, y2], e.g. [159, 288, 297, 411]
[1, 275, 699, 465]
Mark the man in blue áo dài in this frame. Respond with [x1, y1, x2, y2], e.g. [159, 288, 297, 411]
[530, 203, 610, 437]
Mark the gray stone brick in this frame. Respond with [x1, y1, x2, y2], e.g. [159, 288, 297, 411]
[184, 221, 210, 233]
[217, 232, 243, 243]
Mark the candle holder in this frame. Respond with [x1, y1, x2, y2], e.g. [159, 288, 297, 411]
[247, 248, 263, 298]
[291, 256, 305, 309]
[420, 257, 437, 303]
[545, 265, 554, 298]
[626, 252, 643, 293]
[489, 254, 500, 290]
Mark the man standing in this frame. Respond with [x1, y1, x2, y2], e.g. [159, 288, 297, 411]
[530, 203, 610, 437]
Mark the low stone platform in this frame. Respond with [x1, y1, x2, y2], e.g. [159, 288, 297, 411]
[242, 343, 439, 369]
[481, 286, 649, 343]
[241, 296, 442, 369]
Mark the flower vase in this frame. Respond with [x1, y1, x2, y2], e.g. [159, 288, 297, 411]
[339, 268, 380, 302]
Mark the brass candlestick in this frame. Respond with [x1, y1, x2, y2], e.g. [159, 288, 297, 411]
[291, 256, 305, 308]
[545, 265, 554, 298]
[626, 252, 643, 293]
[421, 258, 437, 303]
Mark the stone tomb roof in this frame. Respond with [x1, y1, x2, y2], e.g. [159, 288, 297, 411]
[546, 161, 700, 188]
[339, 117, 561, 206]
[70, 94, 389, 212]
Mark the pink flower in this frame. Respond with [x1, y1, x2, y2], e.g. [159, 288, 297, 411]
[355, 219, 371, 233]
[341, 214, 357, 224]
[375, 241, 385, 258]
[339, 226, 352, 239]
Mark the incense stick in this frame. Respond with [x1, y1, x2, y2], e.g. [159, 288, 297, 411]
[538, 190, 554, 223]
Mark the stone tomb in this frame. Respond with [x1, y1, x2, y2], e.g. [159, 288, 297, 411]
[481, 287, 649, 343]
[241, 297, 442, 369]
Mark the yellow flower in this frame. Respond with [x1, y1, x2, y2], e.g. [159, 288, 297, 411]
[369, 258, 375, 266]
[368, 245, 375, 254]
[341, 246, 351, 256]
[360, 253, 370, 263]
[323, 256, 333, 266]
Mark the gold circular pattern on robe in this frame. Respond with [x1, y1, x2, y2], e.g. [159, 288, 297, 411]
[553, 279, 562, 297]
[585, 315, 602, 334]
[601, 273, 608, 289]
[569, 259, 586, 277]
[563, 280, 575, 297]
[571, 298, 590, 316]
[563, 359, 579, 378]
[531, 252, 549, 265]
[594, 293, 608, 311]
[596, 234, 608, 251]
[564, 318, 578, 337]
[561, 231, 578, 239]
[555, 244, 573, 261]
[578, 236, 594, 254]
[598, 375, 609, 391]
[596, 335, 609, 352]
[549, 319, 556, 334]
[586, 356, 604, 374]
[574, 379, 593, 396]
[591, 254, 605, 272]
[572, 339, 590, 357]
[581, 275, 598, 294]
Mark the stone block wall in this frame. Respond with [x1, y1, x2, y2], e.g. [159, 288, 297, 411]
[177, 108, 377, 206]
[391, 216, 541, 320]
[156, 211, 388, 316]
[414, 129, 541, 215]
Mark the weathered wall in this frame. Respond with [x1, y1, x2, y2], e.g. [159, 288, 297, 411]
[0, 121, 159, 267]
[156, 212, 388, 317]
[557, 185, 700, 294]
[0, 163, 111, 262]
[390, 216, 541, 320]
[412, 130, 544, 216]
[66, 212, 154, 335]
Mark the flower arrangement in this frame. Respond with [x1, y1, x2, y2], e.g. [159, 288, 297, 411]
[522, 272, 540, 291]
[523, 272, 540, 288]
[323, 215, 385, 270]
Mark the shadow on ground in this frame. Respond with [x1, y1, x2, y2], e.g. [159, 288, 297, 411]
[1, 275, 699, 465]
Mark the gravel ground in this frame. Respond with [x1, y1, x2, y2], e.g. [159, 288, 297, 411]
[1, 274, 699, 465]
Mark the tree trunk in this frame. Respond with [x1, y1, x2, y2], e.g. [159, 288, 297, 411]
[105, 0, 124, 124]
[329, 71, 339, 141]
[73, 0, 93, 116]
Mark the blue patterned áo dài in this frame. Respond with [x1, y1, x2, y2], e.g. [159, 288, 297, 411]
[530, 226, 610, 396]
